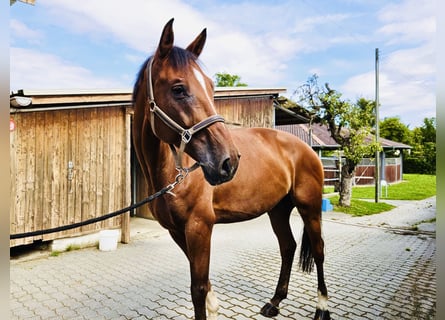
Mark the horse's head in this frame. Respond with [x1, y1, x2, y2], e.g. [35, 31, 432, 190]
[143, 18, 240, 186]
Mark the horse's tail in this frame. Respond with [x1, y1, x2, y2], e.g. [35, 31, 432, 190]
[299, 227, 315, 274]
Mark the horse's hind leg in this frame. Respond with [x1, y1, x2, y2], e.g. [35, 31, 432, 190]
[298, 204, 331, 320]
[260, 197, 296, 317]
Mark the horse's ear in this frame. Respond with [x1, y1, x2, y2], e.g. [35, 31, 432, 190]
[186, 28, 207, 57]
[156, 18, 175, 60]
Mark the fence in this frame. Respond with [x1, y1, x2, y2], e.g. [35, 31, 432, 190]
[321, 157, 403, 187]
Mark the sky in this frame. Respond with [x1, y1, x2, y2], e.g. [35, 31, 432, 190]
[10, 0, 435, 128]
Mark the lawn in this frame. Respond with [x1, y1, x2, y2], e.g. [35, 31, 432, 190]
[325, 174, 436, 216]
[351, 174, 436, 200]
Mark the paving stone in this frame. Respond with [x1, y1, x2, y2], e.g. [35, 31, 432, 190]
[10, 209, 436, 319]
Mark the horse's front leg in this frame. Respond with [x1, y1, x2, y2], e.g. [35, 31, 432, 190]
[185, 216, 218, 320]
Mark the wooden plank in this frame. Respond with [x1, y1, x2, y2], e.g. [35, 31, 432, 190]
[33, 112, 45, 241]
[121, 109, 132, 244]
[115, 108, 124, 228]
[9, 115, 18, 246]
[80, 108, 92, 233]
[23, 113, 38, 241]
[88, 108, 98, 229]
[50, 111, 63, 240]
[102, 108, 111, 228]
[73, 109, 83, 232]
[95, 108, 105, 227]
[30, 92, 132, 105]
[41, 111, 54, 238]
[57, 110, 70, 238]
[116, 108, 125, 225]
[107, 108, 118, 228]
[66, 110, 77, 225]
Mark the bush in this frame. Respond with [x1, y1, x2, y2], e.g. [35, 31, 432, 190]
[403, 142, 436, 174]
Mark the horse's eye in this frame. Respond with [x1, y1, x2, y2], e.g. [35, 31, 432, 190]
[172, 85, 187, 99]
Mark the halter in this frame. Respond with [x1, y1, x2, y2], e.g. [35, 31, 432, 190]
[145, 57, 225, 172]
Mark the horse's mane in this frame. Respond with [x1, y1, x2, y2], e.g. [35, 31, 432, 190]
[132, 47, 199, 104]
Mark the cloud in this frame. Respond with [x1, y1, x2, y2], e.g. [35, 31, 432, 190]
[339, 0, 435, 127]
[33, 0, 305, 90]
[10, 0, 435, 128]
[40, 0, 214, 52]
[340, 43, 435, 128]
[10, 47, 125, 91]
[377, 0, 435, 44]
[293, 13, 350, 33]
[10, 19, 44, 45]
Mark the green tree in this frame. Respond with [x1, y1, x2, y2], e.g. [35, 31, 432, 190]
[379, 117, 413, 146]
[296, 74, 380, 207]
[214, 72, 247, 87]
[404, 117, 436, 174]
[418, 117, 436, 143]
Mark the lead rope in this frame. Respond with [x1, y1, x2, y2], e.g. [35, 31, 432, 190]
[9, 168, 190, 240]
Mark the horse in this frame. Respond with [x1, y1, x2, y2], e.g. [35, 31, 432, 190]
[132, 18, 330, 320]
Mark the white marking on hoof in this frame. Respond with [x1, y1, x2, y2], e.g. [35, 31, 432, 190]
[206, 286, 219, 320]
[316, 290, 329, 311]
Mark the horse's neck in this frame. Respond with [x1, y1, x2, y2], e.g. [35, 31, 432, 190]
[144, 129, 176, 191]
[135, 90, 176, 192]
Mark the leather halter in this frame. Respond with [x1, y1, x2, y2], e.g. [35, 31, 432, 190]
[145, 57, 225, 170]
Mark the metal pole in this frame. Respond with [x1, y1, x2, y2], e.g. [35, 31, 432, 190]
[375, 48, 380, 203]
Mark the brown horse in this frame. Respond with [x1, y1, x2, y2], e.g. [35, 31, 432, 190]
[132, 18, 330, 320]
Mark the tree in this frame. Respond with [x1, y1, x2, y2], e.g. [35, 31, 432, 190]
[418, 117, 436, 143]
[380, 117, 413, 146]
[10, 0, 35, 5]
[214, 72, 247, 87]
[295, 74, 380, 207]
[404, 117, 436, 174]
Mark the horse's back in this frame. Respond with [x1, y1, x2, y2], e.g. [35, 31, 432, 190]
[212, 127, 324, 221]
[231, 127, 323, 177]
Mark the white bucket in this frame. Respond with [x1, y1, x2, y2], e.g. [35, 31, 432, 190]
[99, 229, 119, 251]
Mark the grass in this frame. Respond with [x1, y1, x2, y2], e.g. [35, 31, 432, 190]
[50, 244, 82, 257]
[351, 174, 436, 200]
[329, 196, 395, 216]
[325, 174, 436, 216]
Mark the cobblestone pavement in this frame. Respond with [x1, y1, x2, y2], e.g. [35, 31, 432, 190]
[10, 200, 436, 319]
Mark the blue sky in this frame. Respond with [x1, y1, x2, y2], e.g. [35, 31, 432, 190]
[10, 0, 435, 128]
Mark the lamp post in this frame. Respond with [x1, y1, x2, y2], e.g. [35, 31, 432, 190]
[375, 48, 380, 203]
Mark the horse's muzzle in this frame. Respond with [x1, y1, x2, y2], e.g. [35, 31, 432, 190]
[202, 153, 240, 186]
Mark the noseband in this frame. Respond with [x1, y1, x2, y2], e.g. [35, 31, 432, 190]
[146, 57, 225, 171]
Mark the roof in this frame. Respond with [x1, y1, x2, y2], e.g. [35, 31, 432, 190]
[276, 123, 411, 150]
[10, 87, 287, 110]
[214, 87, 286, 98]
[274, 104, 310, 125]
[10, 89, 132, 107]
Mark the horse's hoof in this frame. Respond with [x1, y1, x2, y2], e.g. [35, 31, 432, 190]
[260, 302, 279, 317]
[314, 308, 331, 320]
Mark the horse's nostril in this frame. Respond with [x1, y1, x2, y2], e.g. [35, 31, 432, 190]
[221, 158, 232, 177]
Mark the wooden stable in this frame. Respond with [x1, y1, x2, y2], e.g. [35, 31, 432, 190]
[10, 90, 133, 247]
[10, 88, 285, 246]
[214, 87, 282, 127]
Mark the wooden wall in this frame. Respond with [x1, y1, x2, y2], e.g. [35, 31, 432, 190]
[354, 163, 402, 185]
[214, 95, 274, 128]
[10, 106, 131, 247]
